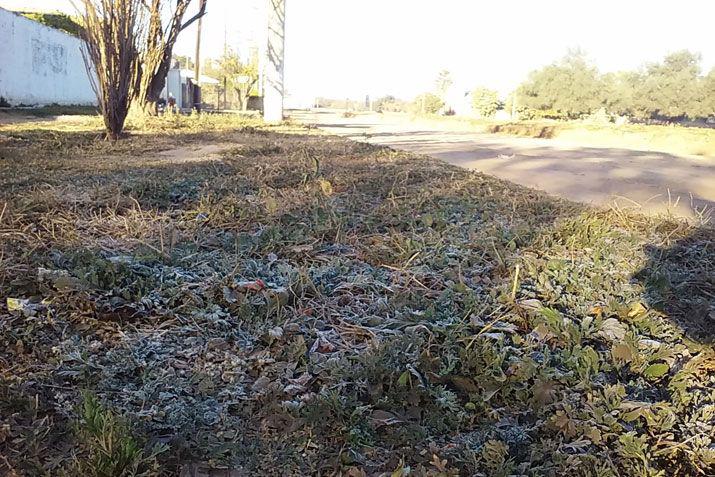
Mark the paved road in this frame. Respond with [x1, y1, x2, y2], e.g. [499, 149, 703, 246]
[293, 110, 715, 222]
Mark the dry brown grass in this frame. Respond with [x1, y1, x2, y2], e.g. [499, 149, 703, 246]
[0, 113, 713, 476]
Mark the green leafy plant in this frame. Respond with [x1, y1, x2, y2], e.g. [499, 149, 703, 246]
[75, 392, 165, 477]
[21, 12, 84, 37]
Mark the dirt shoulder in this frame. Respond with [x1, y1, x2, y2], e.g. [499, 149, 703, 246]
[391, 112, 715, 158]
[294, 110, 715, 222]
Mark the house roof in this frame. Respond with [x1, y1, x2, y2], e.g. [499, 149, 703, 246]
[178, 69, 220, 85]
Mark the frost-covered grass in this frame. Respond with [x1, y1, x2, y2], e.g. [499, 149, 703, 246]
[0, 114, 713, 476]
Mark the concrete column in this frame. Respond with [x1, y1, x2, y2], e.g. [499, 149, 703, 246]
[264, 0, 286, 122]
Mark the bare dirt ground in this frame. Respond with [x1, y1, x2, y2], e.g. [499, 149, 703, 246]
[293, 110, 715, 222]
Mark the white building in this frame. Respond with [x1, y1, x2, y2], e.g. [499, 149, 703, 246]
[161, 68, 219, 111]
[0, 7, 96, 106]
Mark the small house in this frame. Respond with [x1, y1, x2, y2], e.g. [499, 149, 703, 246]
[161, 68, 220, 111]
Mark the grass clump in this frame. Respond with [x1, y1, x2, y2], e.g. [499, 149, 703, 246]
[74, 393, 166, 477]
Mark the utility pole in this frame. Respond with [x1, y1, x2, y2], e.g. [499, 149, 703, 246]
[223, 15, 227, 110]
[264, 0, 286, 122]
[194, 1, 206, 111]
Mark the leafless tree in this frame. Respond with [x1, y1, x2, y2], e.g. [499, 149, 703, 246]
[136, 0, 207, 115]
[79, 0, 143, 140]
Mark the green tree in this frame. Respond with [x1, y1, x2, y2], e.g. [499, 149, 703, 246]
[216, 49, 259, 111]
[412, 93, 443, 114]
[702, 68, 715, 118]
[635, 50, 704, 120]
[516, 50, 603, 119]
[200, 58, 224, 108]
[602, 71, 647, 119]
[471, 87, 500, 118]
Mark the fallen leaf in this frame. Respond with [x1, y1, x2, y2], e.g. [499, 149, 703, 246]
[251, 376, 272, 393]
[612, 342, 634, 363]
[627, 302, 648, 320]
[643, 363, 669, 379]
[449, 376, 478, 394]
[236, 280, 266, 292]
[598, 318, 627, 341]
[6, 297, 28, 312]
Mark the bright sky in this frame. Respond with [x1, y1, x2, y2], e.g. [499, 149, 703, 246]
[3, 0, 715, 103]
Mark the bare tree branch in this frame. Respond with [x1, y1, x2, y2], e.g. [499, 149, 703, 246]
[180, 0, 207, 32]
[135, 0, 207, 114]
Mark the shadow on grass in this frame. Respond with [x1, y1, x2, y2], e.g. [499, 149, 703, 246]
[635, 227, 715, 344]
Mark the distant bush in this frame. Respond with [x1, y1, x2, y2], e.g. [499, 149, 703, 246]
[21, 12, 83, 37]
[488, 122, 558, 139]
[374, 95, 408, 112]
[411, 93, 443, 114]
[471, 87, 500, 118]
[582, 107, 614, 125]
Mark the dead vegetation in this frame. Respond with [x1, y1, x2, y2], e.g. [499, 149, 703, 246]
[0, 113, 714, 476]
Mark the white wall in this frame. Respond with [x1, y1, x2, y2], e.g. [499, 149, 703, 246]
[163, 69, 183, 107]
[0, 7, 96, 106]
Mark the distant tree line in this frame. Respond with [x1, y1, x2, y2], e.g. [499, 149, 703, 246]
[514, 49, 715, 121]
[376, 51, 714, 122]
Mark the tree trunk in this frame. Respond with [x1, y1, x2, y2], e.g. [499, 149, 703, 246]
[138, 62, 171, 116]
[134, 0, 206, 115]
[235, 88, 245, 111]
[143, 99, 159, 116]
[80, 0, 141, 140]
